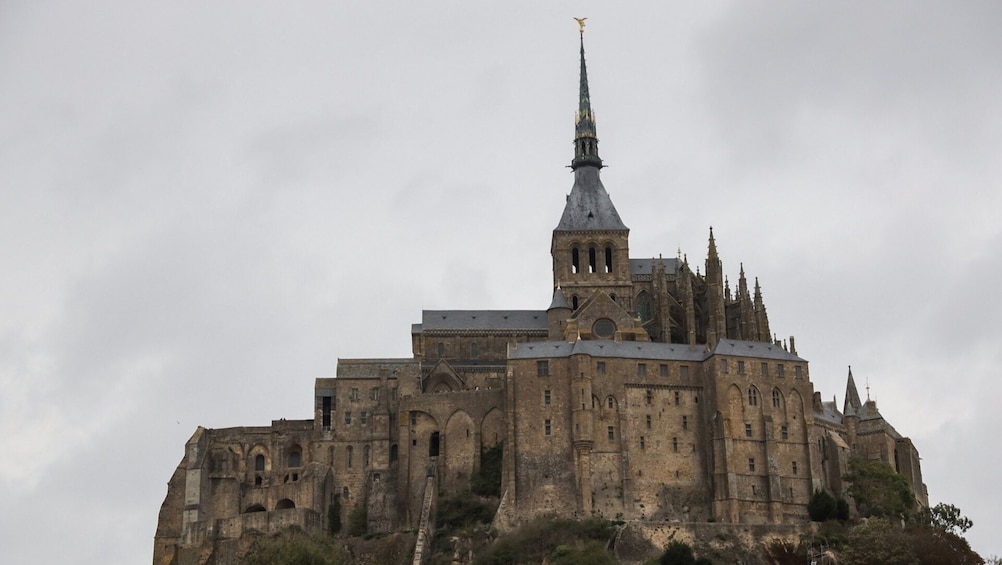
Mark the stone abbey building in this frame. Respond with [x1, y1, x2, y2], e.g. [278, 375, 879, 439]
[154, 33, 928, 565]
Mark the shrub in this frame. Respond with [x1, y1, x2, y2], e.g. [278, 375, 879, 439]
[436, 491, 496, 531]
[660, 540, 695, 565]
[327, 497, 342, 536]
[475, 517, 616, 565]
[243, 531, 347, 565]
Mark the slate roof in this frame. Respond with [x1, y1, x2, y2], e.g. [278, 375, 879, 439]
[509, 339, 707, 361]
[548, 288, 570, 310]
[816, 400, 844, 425]
[554, 167, 628, 231]
[630, 257, 682, 276]
[417, 310, 548, 332]
[712, 339, 806, 362]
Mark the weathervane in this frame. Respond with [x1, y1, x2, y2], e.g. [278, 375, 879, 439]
[574, 17, 587, 36]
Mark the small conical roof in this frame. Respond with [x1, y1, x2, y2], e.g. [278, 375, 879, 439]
[548, 287, 571, 310]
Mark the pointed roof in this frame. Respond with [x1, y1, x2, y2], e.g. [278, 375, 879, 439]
[843, 366, 863, 416]
[555, 27, 626, 232]
[548, 287, 571, 310]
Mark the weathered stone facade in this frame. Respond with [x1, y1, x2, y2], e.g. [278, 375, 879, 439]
[153, 35, 927, 565]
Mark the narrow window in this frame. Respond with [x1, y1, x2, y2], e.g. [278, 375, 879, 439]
[588, 246, 597, 273]
[410, 411, 417, 426]
[737, 361, 745, 374]
[795, 365, 803, 379]
[637, 363, 647, 377]
[572, 247, 580, 274]
[255, 454, 265, 472]
[544, 419, 551, 436]
[672, 437, 679, 452]
[748, 458, 755, 472]
[363, 445, 370, 467]
[640, 436, 646, 450]
[772, 390, 781, 408]
[544, 389, 551, 405]
[778, 364, 785, 377]
[350, 387, 359, 401]
[605, 246, 613, 273]
[682, 416, 688, 431]
[645, 390, 653, 405]
[748, 387, 759, 406]
[371, 387, 379, 401]
[792, 461, 798, 475]
[346, 446, 353, 468]
[322, 396, 332, 431]
[745, 423, 753, 437]
[344, 411, 352, 426]
[343, 487, 349, 499]
[660, 364, 668, 377]
[597, 361, 606, 375]
[572, 295, 579, 310]
[437, 342, 445, 357]
[781, 425, 789, 440]
[537, 360, 549, 377]
[607, 397, 614, 409]
[392, 387, 398, 401]
[674, 391, 680, 405]
[646, 415, 652, 430]
[360, 411, 368, 427]
[680, 366, 689, 380]
[761, 362, 769, 377]
[288, 448, 301, 468]
[429, 432, 440, 457]
[390, 444, 398, 462]
[607, 426, 615, 440]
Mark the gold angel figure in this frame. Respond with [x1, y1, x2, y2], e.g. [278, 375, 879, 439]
[574, 17, 587, 35]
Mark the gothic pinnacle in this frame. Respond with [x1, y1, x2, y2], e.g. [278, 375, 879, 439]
[570, 18, 603, 171]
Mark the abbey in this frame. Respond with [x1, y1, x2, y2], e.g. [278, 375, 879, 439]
[154, 33, 927, 565]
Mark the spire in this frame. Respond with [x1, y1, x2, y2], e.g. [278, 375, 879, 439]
[555, 21, 626, 232]
[571, 21, 602, 171]
[843, 366, 863, 416]
[707, 226, 719, 260]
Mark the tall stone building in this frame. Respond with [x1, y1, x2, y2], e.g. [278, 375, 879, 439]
[154, 32, 927, 565]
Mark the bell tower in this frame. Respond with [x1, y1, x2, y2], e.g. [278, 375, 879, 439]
[551, 24, 632, 313]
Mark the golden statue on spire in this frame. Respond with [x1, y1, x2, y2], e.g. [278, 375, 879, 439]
[574, 17, 587, 35]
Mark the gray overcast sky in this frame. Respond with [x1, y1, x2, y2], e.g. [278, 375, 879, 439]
[2, 2, 1000, 563]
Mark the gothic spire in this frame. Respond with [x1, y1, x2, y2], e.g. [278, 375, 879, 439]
[571, 25, 602, 171]
[844, 366, 863, 416]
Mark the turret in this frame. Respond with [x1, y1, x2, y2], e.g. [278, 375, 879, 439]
[705, 227, 726, 347]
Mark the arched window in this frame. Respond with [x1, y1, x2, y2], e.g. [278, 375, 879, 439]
[605, 246, 613, 273]
[390, 444, 398, 462]
[588, 246, 597, 273]
[346, 446, 353, 468]
[572, 295, 579, 310]
[748, 387, 759, 406]
[772, 389, 781, 408]
[363, 445, 371, 467]
[276, 499, 295, 510]
[636, 291, 654, 323]
[244, 504, 266, 513]
[437, 342, 444, 357]
[254, 454, 265, 472]
[572, 247, 580, 274]
[429, 432, 440, 457]
[288, 446, 302, 468]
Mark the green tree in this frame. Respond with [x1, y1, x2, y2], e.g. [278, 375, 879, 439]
[808, 489, 838, 521]
[843, 458, 915, 519]
[471, 442, 503, 497]
[907, 526, 983, 565]
[839, 518, 918, 565]
[243, 532, 347, 565]
[660, 540, 696, 565]
[347, 503, 367, 537]
[327, 496, 342, 536]
[918, 502, 974, 534]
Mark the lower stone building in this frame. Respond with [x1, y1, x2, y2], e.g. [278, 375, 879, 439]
[153, 32, 927, 565]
